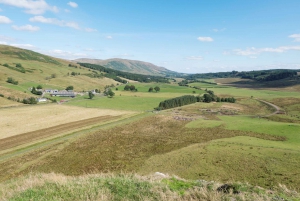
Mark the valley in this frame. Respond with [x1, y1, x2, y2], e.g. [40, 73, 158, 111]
[0, 45, 300, 200]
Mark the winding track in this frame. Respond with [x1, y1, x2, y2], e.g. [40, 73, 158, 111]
[255, 99, 283, 117]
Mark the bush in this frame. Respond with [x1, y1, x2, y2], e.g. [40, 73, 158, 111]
[6, 77, 18, 85]
[22, 97, 37, 104]
[0, 94, 4, 97]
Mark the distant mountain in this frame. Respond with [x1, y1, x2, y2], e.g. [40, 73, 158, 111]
[73, 58, 180, 76]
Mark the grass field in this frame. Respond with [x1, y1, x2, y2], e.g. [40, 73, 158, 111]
[67, 83, 203, 111]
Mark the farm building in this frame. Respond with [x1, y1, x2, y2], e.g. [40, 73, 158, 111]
[45, 89, 58, 93]
[37, 98, 48, 102]
[50, 90, 76, 97]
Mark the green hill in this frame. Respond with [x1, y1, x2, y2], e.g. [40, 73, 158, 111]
[74, 58, 181, 76]
[0, 45, 118, 99]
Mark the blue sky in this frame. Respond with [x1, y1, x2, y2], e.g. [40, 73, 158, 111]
[0, 0, 300, 73]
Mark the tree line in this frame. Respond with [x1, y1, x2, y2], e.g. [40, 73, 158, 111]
[156, 95, 197, 110]
[78, 63, 170, 83]
[156, 90, 236, 110]
[184, 69, 299, 82]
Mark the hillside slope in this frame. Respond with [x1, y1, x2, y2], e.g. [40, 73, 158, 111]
[74, 58, 179, 76]
[0, 45, 117, 99]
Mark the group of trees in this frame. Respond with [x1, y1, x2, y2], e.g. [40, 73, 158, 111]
[22, 97, 37, 104]
[31, 86, 43, 95]
[6, 77, 18, 85]
[239, 70, 297, 81]
[156, 90, 236, 110]
[198, 90, 236, 103]
[184, 69, 298, 82]
[148, 86, 160, 92]
[104, 88, 115, 98]
[156, 95, 197, 110]
[124, 85, 137, 92]
[78, 63, 170, 83]
[3, 63, 26, 73]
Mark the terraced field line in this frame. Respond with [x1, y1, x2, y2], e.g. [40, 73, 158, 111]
[0, 112, 151, 163]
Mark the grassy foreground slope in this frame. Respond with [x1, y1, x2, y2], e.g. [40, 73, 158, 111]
[1, 173, 299, 201]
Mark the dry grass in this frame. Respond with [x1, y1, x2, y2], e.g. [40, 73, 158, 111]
[0, 97, 21, 107]
[0, 173, 298, 201]
[0, 104, 134, 139]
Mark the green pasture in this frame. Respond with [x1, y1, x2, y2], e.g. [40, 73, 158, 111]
[188, 82, 226, 89]
[188, 81, 300, 99]
[187, 115, 300, 146]
[67, 83, 205, 111]
[126, 83, 205, 94]
[67, 95, 166, 111]
[213, 87, 300, 99]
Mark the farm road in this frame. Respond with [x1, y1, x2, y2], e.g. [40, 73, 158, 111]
[256, 99, 283, 117]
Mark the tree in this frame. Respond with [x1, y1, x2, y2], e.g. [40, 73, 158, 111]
[203, 94, 213, 103]
[16, 63, 22, 68]
[37, 85, 43, 89]
[154, 86, 160, 92]
[88, 91, 95, 99]
[129, 85, 136, 91]
[148, 87, 153, 92]
[66, 86, 74, 91]
[124, 85, 130, 91]
[104, 89, 115, 98]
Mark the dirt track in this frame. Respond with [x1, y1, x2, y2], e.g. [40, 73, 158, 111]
[0, 115, 120, 151]
[256, 99, 284, 117]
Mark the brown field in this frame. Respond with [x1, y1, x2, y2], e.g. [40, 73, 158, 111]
[0, 104, 134, 139]
[0, 97, 21, 107]
[0, 115, 120, 151]
[214, 77, 300, 92]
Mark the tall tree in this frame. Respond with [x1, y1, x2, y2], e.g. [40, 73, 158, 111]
[154, 86, 160, 92]
[88, 91, 95, 99]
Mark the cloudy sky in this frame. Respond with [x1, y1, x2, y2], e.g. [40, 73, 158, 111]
[0, 0, 300, 73]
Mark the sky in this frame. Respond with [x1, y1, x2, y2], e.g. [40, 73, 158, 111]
[0, 0, 300, 73]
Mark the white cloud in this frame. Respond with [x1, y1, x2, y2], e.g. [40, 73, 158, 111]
[0, 0, 58, 14]
[12, 24, 40, 31]
[30, 15, 80, 29]
[234, 46, 300, 56]
[186, 56, 203, 60]
[0, 35, 15, 42]
[48, 49, 87, 59]
[0, 15, 12, 23]
[118, 53, 133, 57]
[213, 28, 226, 32]
[85, 27, 97, 32]
[10, 43, 36, 50]
[106, 35, 113, 39]
[68, 1, 78, 8]
[289, 34, 300, 42]
[197, 36, 213, 42]
[0, 8, 2, 11]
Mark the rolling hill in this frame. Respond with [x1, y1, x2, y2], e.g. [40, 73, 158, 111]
[74, 58, 180, 76]
[0, 45, 118, 99]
